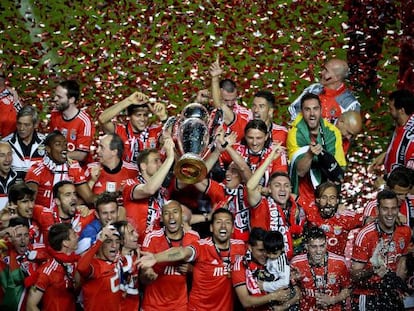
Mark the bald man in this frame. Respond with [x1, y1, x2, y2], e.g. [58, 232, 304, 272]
[288, 58, 361, 123]
[336, 111, 363, 153]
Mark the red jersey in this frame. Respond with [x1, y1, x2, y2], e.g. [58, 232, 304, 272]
[210, 108, 249, 143]
[77, 240, 122, 311]
[50, 109, 94, 156]
[290, 252, 351, 311]
[220, 143, 288, 187]
[115, 121, 162, 164]
[0, 88, 21, 138]
[188, 237, 246, 311]
[122, 176, 171, 244]
[25, 157, 88, 208]
[270, 122, 288, 146]
[352, 222, 411, 295]
[303, 203, 363, 256]
[85, 161, 138, 195]
[363, 196, 411, 225]
[205, 180, 250, 241]
[250, 196, 305, 259]
[232, 255, 272, 311]
[35, 258, 77, 311]
[141, 228, 200, 311]
[32, 205, 95, 244]
[384, 114, 414, 173]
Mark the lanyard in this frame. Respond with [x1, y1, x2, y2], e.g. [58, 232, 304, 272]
[214, 241, 232, 278]
[308, 253, 328, 294]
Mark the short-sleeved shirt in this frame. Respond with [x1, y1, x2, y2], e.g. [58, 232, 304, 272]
[303, 203, 363, 256]
[85, 161, 138, 195]
[50, 109, 94, 155]
[81, 258, 122, 311]
[141, 228, 200, 311]
[0, 88, 21, 138]
[35, 258, 76, 311]
[33, 205, 95, 245]
[290, 252, 351, 311]
[352, 222, 411, 296]
[187, 237, 246, 311]
[232, 255, 272, 311]
[25, 157, 88, 208]
[122, 177, 170, 244]
[250, 196, 305, 259]
[115, 121, 162, 164]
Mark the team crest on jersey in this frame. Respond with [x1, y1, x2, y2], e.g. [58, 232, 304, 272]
[328, 273, 336, 285]
[61, 129, 68, 137]
[333, 225, 342, 235]
[149, 138, 156, 148]
[70, 129, 77, 141]
[399, 238, 405, 250]
[37, 144, 46, 156]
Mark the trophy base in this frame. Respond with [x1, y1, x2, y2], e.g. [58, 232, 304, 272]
[174, 153, 207, 184]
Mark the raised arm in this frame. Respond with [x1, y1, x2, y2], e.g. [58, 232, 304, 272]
[209, 56, 235, 125]
[220, 132, 252, 182]
[246, 143, 282, 206]
[132, 137, 175, 199]
[98, 92, 149, 133]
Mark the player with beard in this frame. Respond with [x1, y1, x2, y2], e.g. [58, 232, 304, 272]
[290, 227, 351, 311]
[251, 90, 288, 147]
[32, 180, 94, 246]
[247, 145, 306, 259]
[49, 80, 94, 164]
[140, 200, 199, 311]
[25, 130, 95, 207]
[303, 181, 363, 256]
[138, 208, 246, 311]
[287, 93, 346, 208]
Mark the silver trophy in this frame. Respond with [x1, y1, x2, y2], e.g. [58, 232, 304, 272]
[173, 103, 210, 184]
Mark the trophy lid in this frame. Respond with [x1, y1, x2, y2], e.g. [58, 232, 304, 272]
[181, 103, 209, 123]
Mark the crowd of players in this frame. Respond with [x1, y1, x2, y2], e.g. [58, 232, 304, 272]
[0, 57, 414, 311]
